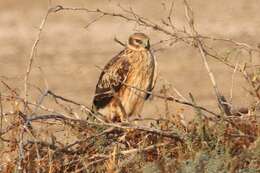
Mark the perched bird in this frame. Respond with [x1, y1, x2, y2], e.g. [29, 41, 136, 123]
[92, 33, 158, 122]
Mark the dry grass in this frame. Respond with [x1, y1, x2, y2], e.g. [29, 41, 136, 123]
[0, 0, 260, 172]
[0, 85, 259, 172]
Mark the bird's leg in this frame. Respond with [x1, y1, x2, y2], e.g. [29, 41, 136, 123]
[111, 89, 128, 122]
[116, 98, 128, 122]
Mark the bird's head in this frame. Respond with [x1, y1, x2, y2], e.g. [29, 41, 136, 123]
[127, 33, 150, 51]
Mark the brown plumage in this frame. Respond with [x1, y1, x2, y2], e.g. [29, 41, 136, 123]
[92, 33, 158, 122]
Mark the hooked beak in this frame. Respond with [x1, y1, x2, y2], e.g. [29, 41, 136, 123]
[145, 40, 150, 50]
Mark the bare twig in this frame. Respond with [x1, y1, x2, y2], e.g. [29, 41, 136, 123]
[230, 62, 239, 103]
[114, 37, 126, 47]
[24, 7, 53, 107]
[33, 89, 49, 115]
[84, 14, 105, 28]
[199, 35, 260, 52]
[49, 4, 258, 54]
[57, 127, 115, 153]
[17, 128, 25, 171]
[52, 5, 187, 43]
[167, 0, 175, 29]
[75, 142, 169, 171]
[1, 80, 19, 96]
[46, 90, 106, 122]
[242, 69, 260, 100]
[120, 142, 169, 155]
[124, 83, 220, 118]
[26, 114, 183, 141]
[183, 0, 230, 116]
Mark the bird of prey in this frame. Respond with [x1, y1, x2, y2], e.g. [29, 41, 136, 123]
[92, 33, 158, 122]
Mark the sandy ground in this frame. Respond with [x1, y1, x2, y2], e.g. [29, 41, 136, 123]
[1, 0, 260, 120]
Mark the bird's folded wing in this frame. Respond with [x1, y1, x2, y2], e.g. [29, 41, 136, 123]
[145, 52, 158, 100]
[93, 51, 130, 109]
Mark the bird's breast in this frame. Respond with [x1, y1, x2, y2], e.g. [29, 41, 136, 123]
[125, 50, 155, 90]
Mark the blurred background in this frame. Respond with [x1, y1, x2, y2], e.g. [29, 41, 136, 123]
[1, 0, 260, 120]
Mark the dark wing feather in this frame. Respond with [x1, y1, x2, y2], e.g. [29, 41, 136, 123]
[93, 50, 130, 109]
[145, 50, 157, 100]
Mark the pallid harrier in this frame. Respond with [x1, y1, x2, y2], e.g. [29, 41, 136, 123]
[92, 33, 158, 122]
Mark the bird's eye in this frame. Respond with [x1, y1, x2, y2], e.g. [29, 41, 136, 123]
[135, 39, 143, 44]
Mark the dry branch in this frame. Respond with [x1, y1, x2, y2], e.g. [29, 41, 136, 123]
[24, 7, 52, 107]
[26, 114, 183, 141]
